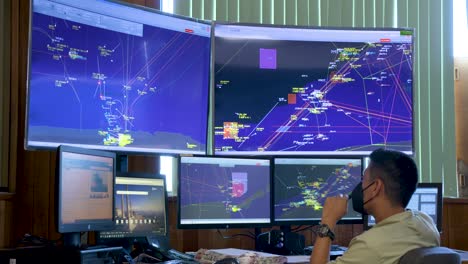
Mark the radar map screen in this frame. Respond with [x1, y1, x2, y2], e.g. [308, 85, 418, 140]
[274, 157, 362, 224]
[214, 24, 414, 155]
[178, 156, 272, 228]
[27, 0, 211, 154]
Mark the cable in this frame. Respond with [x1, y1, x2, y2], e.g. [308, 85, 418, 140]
[291, 225, 315, 233]
[217, 229, 256, 240]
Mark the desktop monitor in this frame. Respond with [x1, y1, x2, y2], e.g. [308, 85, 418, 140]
[274, 157, 363, 225]
[56, 145, 116, 248]
[98, 173, 168, 250]
[26, 0, 211, 154]
[213, 23, 414, 155]
[365, 183, 443, 231]
[178, 156, 272, 228]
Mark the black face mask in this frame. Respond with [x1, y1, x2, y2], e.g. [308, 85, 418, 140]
[351, 181, 375, 215]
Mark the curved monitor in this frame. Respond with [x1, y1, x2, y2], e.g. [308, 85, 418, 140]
[274, 157, 363, 225]
[26, 0, 211, 154]
[178, 156, 272, 228]
[56, 145, 116, 247]
[214, 23, 414, 155]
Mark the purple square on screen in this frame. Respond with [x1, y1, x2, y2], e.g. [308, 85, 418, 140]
[259, 48, 277, 69]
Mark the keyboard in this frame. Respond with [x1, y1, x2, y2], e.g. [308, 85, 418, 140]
[167, 248, 196, 261]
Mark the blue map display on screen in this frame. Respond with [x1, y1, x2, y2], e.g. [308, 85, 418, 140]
[179, 157, 271, 226]
[214, 25, 413, 155]
[27, 0, 211, 154]
[274, 158, 362, 222]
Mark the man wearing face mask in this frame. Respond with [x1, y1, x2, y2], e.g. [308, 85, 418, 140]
[310, 149, 440, 264]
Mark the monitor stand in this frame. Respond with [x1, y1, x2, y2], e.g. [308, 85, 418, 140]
[63, 232, 81, 248]
[255, 226, 305, 255]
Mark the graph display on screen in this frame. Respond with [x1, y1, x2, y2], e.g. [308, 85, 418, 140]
[27, 0, 211, 154]
[99, 176, 167, 240]
[274, 157, 362, 224]
[214, 23, 414, 155]
[178, 156, 272, 228]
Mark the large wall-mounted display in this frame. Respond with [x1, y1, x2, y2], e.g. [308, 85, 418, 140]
[214, 23, 414, 155]
[26, 0, 211, 154]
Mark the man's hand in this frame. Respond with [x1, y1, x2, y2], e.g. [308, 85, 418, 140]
[321, 194, 349, 228]
[310, 195, 349, 264]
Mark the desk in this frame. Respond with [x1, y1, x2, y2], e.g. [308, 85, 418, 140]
[456, 250, 468, 264]
[200, 248, 468, 264]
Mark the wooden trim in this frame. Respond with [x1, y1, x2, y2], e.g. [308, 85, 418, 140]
[0, 192, 14, 201]
[0, 0, 11, 188]
[9, 0, 20, 195]
[443, 197, 468, 204]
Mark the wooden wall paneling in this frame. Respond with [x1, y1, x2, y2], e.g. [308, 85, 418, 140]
[333, 224, 353, 246]
[0, 201, 13, 248]
[128, 155, 157, 174]
[446, 199, 468, 250]
[30, 151, 52, 238]
[167, 199, 199, 252]
[455, 57, 468, 197]
[196, 228, 255, 250]
[11, 0, 31, 246]
[441, 198, 449, 246]
[442, 198, 468, 250]
[48, 152, 59, 240]
[124, 0, 146, 6]
[145, 0, 161, 9]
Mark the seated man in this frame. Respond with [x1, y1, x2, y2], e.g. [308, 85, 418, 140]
[310, 149, 440, 264]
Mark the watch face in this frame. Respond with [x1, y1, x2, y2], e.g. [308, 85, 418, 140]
[318, 225, 329, 236]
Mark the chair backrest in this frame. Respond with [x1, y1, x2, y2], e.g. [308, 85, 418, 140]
[399, 247, 461, 264]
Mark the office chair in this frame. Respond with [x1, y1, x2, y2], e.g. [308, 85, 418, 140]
[399, 246, 461, 264]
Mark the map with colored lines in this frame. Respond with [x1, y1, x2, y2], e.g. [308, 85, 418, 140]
[274, 159, 362, 221]
[214, 36, 413, 154]
[179, 161, 271, 224]
[27, 11, 210, 154]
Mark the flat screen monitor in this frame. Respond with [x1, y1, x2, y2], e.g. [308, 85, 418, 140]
[274, 157, 363, 225]
[178, 156, 272, 228]
[365, 183, 442, 231]
[26, 0, 211, 154]
[214, 23, 414, 155]
[98, 174, 167, 241]
[56, 145, 116, 247]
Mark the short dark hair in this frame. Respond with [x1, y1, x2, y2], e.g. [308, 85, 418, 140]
[369, 149, 418, 207]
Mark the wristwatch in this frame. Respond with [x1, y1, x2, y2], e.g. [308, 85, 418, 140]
[316, 223, 335, 241]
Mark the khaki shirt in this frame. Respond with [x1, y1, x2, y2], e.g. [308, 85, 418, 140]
[329, 210, 440, 264]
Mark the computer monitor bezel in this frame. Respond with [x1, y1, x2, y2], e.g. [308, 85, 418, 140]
[272, 155, 364, 226]
[25, 0, 212, 155]
[177, 155, 274, 229]
[212, 21, 415, 156]
[97, 172, 169, 244]
[56, 144, 116, 234]
[363, 182, 443, 231]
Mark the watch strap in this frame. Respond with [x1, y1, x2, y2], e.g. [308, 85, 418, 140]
[317, 223, 335, 241]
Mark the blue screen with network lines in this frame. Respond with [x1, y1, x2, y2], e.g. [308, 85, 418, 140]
[26, 0, 211, 154]
[214, 24, 413, 155]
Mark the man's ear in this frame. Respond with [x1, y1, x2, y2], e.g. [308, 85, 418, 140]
[373, 178, 384, 196]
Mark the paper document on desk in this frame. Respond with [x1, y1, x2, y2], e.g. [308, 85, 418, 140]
[195, 248, 287, 264]
[284, 255, 310, 264]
